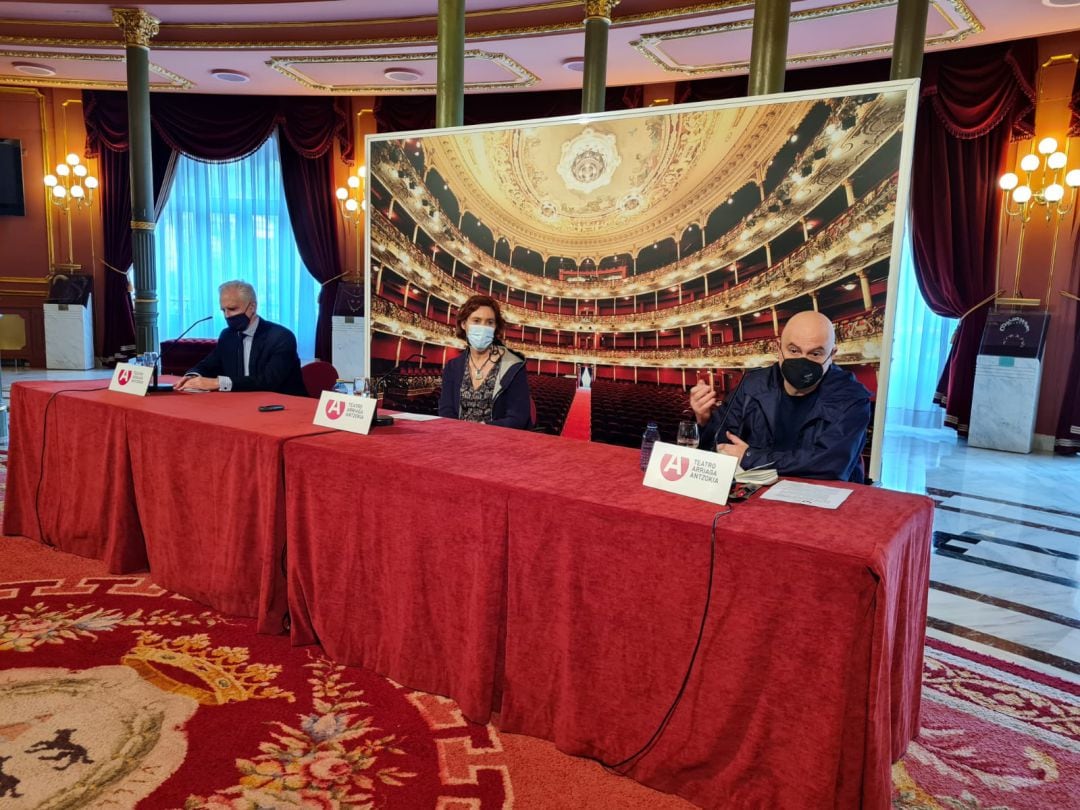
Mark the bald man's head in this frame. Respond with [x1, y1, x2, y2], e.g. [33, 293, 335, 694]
[777, 311, 837, 393]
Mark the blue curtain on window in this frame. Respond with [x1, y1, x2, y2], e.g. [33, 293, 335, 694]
[154, 133, 319, 360]
[886, 229, 957, 429]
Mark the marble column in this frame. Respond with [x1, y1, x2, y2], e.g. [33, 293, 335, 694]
[113, 7, 160, 353]
[436, 0, 465, 128]
[582, 1, 620, 114]
[890, 0, 930, 81]
[747, 0, 791, 96]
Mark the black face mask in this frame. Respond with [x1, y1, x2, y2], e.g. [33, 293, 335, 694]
[226, 312, 250, 332]
[781, 357, 825, 391]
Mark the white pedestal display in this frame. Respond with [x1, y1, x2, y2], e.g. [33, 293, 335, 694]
[44, 297, 94, 370]
[332, 315, 366, 379]
[968, 355, 1043, 454]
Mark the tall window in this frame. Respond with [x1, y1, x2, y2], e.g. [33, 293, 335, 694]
[155, 132, 319, 359]
[885, 230, 956, 429]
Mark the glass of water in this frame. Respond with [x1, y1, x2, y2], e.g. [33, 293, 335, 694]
[353, 377, 375, 398]
[677, 420, 699, 448]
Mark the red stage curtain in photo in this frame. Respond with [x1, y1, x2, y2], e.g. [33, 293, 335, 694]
[84, 92, 351, 360]
[909, 40, 1037, 435]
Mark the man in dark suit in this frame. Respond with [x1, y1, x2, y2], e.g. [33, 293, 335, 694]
[173, 280, 307, 397]
[689, 310, 871, 483]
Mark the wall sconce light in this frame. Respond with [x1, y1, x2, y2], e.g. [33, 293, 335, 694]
[335, 165, 367, 224]
[335, 165, 367, 281]
[997, 135, 1080, 307]
[44, 152, 97, 211]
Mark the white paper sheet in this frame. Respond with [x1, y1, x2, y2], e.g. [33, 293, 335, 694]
[387, 412, 441, 422]
[758, 479, 853, 510]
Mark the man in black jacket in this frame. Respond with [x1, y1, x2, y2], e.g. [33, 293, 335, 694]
[690, 310, 871, 483]
[174, 280, 307, 397]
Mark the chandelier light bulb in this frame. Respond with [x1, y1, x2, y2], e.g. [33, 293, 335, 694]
[66, 152, 80, 166]
[1047, 151, 1068, 171]
[73, 164, 87, 177]
[1044, 183, 1065, 203]
[344, 198, 359, 212]
[347, 175, 360, 189]
[44, 174, 57, 187]
[358, 165, 367, 178]
[1065, 169, 1080, 188]
[998, 172, 1019, 190]
[56, 164, 70, 177]
[1037, 137, 1058, 156]
[70, 185, 85, 199]
[1012, 185, 1032, 204]
[52, 185, 67, 198]
[84, 176, 98, 189]
[335, 187, 348, 200]
[1019, 153, 1040, 173]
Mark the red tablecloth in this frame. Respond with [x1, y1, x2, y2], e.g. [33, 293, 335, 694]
[3, 380, 331, 632]
[283, 419, 932, 809]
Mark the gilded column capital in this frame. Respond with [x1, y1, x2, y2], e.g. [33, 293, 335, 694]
[112, 8, 160, 48]
[584, 0, 619, 21]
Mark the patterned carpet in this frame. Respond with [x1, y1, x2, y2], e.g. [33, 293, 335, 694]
[2, 458, 1079, 808]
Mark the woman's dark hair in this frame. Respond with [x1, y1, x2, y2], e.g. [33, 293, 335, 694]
[455, 294, 506, 342]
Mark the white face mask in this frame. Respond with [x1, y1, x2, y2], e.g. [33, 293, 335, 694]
[467, 324, 495, 351]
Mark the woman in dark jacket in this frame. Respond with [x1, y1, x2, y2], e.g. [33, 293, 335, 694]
[438, 294, 532, 429]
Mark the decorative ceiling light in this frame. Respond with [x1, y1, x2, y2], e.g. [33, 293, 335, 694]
[562, 58, 585, 73]
[384, 68, 422, 83]
[842, 281, 857, 291]
[556, 127, 620, 194]
[210, 69, 250, 84]
[13, 62, 56, 77]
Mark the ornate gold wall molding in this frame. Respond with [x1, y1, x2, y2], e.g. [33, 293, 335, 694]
[112, 8, 160, 49]
[632, 0, 983, 75]
[0, 50, 192, 90]
[0, 86, 54, 269]
[268, 50, 538, 93]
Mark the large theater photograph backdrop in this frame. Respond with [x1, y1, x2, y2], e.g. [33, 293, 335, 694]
[366, 81, 917, 478]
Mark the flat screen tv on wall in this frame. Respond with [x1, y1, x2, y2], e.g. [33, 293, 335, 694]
[0, 138, 26, 216]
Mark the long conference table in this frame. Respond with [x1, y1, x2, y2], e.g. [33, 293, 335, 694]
[4, 380, 933, 809]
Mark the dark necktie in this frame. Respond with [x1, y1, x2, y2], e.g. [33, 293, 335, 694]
[237, 331, 246, 378]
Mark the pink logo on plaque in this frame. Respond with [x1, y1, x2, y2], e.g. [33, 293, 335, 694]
[659, 454, 690, 481]
[117, 369, 132, 386]
[324, 399, 346, 420]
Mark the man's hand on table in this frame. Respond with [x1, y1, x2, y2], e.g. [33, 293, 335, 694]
[174, 375, 220, 392]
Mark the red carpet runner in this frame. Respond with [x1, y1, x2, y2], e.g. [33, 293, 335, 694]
[560, 389, 591, 441]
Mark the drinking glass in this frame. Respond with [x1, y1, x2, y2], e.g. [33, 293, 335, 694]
[353, 377, 375, 398]
[676, 420, 699, 448]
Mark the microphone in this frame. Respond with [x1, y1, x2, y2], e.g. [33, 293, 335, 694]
[149, 315, 213, 392]
[706, 369, 749, 451]
[370, 353, 426, 427]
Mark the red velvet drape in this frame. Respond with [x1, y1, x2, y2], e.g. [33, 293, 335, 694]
[1068, 64, 1080, 138]
[84, 92, 351, 359]
[84, 90, 177, 360]
[910, 41, 1037, 435]
[374, 86, 643, 132]
[1055, 221, 1080, 455]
